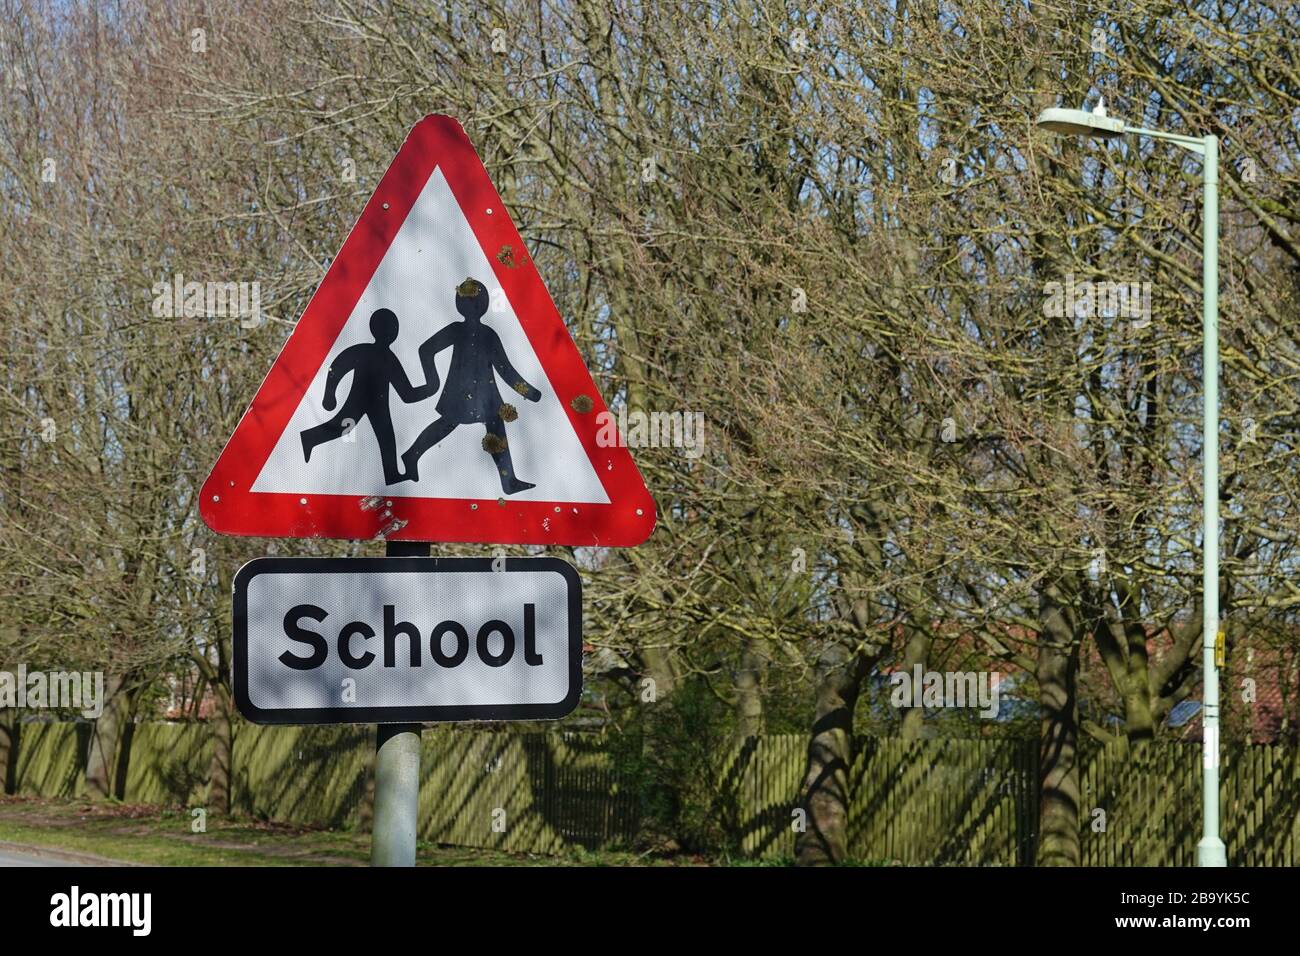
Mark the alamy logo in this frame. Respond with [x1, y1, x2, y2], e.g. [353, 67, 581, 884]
[595, 407, 705, 459]
[0, 666, 103, 718]
[49, 886, 151, 936]
[1042, 272, 1151, 326]
[151, 273, 263, 328]
[889, 666, 1001, 718]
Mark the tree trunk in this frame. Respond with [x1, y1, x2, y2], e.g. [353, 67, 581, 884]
[1122, 619, 1155, 745]
[734, 637, 767, 742]
[635, 644, 683, 850]
[1113, 579, 1156, 745]
[84, 673, 127, 800]
[358, 725, 377, 833]
[795, 641, 872, 865]
[899, 626, 929, 741]
[207, 682, 234, 815]
[0, 709, 16, 795]
[1036, 585, 1081, 866]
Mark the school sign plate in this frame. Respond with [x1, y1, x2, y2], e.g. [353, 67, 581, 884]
[233, 557, 582, 724]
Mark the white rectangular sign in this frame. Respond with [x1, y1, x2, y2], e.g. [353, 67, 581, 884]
[233, 557, 581, 724]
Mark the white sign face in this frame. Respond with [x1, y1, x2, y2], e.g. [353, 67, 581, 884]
[233, 557, 582, 724]
[249, 167, 609, 505]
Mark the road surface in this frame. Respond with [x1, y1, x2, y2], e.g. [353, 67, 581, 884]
[0, 845, 87, 866]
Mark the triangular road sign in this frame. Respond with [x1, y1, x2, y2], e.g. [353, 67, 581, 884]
[200, 115, 655, 547]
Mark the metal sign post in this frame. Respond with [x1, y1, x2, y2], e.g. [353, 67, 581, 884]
[372, 541, 427, 867]
[371, 722, 421, 866]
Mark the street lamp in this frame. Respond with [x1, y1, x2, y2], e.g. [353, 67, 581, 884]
[1035, 101, 1226, 868]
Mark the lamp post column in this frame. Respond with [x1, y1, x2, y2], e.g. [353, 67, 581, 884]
[1197, 133, 1227, 868]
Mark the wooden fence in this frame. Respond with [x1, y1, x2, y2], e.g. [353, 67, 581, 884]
[1078, 736, 1300, 866]
[5, 720, 1298, 864]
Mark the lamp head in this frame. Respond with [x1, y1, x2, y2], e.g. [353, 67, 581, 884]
[1036, 103, 1125, 140]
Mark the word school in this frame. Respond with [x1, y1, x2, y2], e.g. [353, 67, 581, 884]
[280, 603, 544, 671]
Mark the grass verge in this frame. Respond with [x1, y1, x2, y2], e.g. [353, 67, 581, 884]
[0, 796, 702, 867]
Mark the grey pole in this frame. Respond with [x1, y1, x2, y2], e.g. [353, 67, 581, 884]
[371, 540, 427, 867]
[1195, 135, 1227, 867]
[1120, 127, 1225, 864]
[1127, 129, 1225, 865]
[372, 721, 421, 866]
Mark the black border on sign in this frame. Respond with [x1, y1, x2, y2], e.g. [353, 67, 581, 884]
[232, 556, 582, 725]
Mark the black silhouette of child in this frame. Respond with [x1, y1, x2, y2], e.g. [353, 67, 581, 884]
[300, 308, 433, 485]
[399, 278, 542, 494]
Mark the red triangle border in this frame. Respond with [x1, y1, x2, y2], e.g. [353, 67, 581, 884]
[200, 115, 656, 547]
